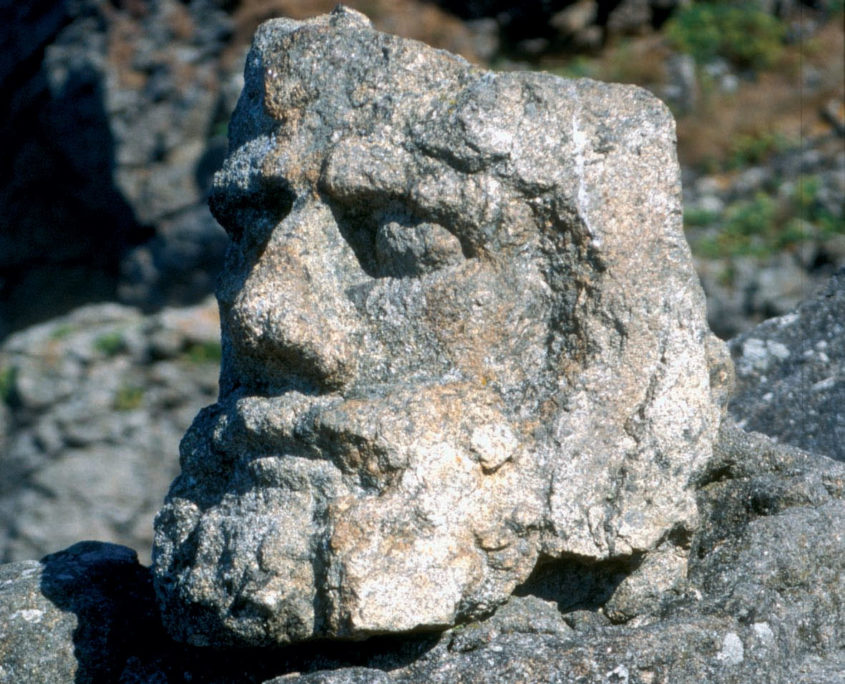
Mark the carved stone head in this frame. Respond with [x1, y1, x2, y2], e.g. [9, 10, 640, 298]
[153, 7, 731, 647]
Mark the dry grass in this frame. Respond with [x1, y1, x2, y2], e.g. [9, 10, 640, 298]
[676, 20, 844, 169]
[226, 0, 485, 67]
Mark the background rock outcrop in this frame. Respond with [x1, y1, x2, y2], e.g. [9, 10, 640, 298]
[729, 267, 844, 462]
[0, 0, 234, 334]
[0, 299, 219, 564]
[152, 8, 730, 647]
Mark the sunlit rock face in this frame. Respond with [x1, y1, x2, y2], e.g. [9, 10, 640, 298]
[152, 6, 732, 647]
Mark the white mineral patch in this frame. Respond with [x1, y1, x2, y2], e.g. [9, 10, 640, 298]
[752, 622, 775, 647]
[717, 631, 744, 664]
[11, 608, 44, 623]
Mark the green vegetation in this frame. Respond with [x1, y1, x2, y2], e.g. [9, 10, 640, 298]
[665, 2, 785, 70]
[114, 384, 144, 411]
[786, 174, 843, 240]
[49, 324, 75, 341]
[0, 365, 19, 406]
[727, 131, 790, 169]
[684, 207, 720, 227]
[182, 340, 223, 365]
[689, 175, 845, 260]
[94, 331, 126, 357]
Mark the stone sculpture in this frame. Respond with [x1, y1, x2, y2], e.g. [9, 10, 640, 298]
[152, 6, 732, 647]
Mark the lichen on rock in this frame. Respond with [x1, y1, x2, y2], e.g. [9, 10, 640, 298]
[152, 6, 732, 647]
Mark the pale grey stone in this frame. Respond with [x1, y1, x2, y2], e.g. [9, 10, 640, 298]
[729, 268, 844, 461]
[153, 7, 730, 647]
[0, 299, 220, 564]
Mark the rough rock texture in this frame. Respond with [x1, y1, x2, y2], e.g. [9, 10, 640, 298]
[0, 299, 219, 564]
[253, 427, 845, 683]
[0, 0, 234, 335]
[152, 8, 731, 647]
[0, 542, 160, 684]
[2, 424, 842, 682]
[728, 267, 844, 461]
[0, 0, 495, 340]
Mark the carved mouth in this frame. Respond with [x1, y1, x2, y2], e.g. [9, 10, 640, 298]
[231, 391, 343, 456]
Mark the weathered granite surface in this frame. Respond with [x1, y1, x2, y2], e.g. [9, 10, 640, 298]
[728, 267, 844, 462]
[152, 7, 731, 647]
[1, 422, 842, 682]
[0, 542, 160, 683]
[0, 299, 219, 564]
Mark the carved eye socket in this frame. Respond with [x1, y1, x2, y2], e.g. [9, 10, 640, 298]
[375, 217, 465, 278]
[210, 178, 295, 247]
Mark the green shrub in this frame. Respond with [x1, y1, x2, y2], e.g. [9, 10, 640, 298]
[183, 341, 223, 365]
[690, 173, 844, 261]
[666, 2, 785, 70]
[114, 384, 144, 411]
[790, 174, 845, 239]
[94, 331, 126, 357]
[684, 207, 720, 227]
[0, 365, 19, 406]
[693, 192, 779, 258]
[728, 131, 789, 169]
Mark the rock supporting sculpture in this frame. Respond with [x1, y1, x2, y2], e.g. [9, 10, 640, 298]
[152, 7, 732, 647]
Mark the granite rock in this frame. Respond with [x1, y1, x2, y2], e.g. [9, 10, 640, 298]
[0, 299, 220, 564]
[728, 267, 844, 461]
[1, 422, 842, 682]
[153, 7, 730, 647]
[0, 542, 160, 684]
[263, 425, 845, 683]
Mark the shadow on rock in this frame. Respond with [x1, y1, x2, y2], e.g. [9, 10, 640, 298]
[37, 541, 164, 682]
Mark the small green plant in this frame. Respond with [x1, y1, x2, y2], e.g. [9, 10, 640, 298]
[689, 172, 844, 261]
[727, 131, 789, 169]
[94, 331, 126, 357]
[684, 207, 720, 227]
[114, 384, 144, 411]
[0, 365, 19, 406]
[183, 340, 223, 365]
[548, 56, 596, 80]
[49, 324, 75, 341]
[694, 192, 779, 258]
[789, 174, 845, 239]
[666, 2, 786, 70]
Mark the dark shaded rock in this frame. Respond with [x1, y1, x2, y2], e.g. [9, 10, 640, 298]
[728, 268, 844, 461]
[0, 541, 162, 683]
[0, 0, 233, 338]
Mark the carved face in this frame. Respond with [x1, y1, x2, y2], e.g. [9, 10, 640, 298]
[199, 16, 558, 640]
[154, 9, 724, 648]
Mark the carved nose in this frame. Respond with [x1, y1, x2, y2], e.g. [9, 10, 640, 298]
[227, 197, 363, 392]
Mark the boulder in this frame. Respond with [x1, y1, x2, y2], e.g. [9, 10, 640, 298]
[728, 267, 844, 461]
[4, 422, 841, 682]
[0, 299, 220, 564]
[152, 7, 731, 647]
[0, 542, 160, 683]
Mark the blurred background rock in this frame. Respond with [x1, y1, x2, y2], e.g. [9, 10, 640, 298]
[0, 0, 842, 562]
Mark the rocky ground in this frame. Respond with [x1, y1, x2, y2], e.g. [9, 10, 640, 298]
[1, 280, 842, 680]
[0, 298, 220, 565]
[0, 2, 842, 681]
